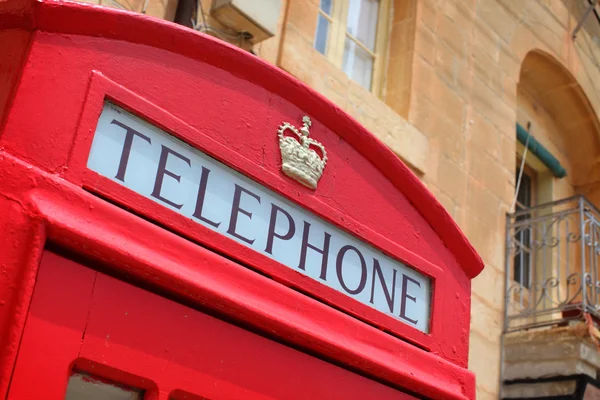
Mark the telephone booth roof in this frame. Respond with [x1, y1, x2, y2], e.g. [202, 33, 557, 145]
[0, 1, 484, 399]
[1, 0, 484, 279]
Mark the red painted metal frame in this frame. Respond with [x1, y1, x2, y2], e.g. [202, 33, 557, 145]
[0, 0, 484, 399]
[10, 251, 421, 400]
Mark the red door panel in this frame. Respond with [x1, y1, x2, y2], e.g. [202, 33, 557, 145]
[9, 251, 419, 400]
[8, 252, 98, 400]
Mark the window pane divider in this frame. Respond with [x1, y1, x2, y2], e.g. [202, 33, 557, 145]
[371, 0, 390, 96]
[327, 0, 348, 68]
[344, 32, 376, 58]
[318, 10, 333, 23]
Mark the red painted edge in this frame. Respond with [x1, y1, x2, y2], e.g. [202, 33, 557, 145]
[0, 0, 484, 280]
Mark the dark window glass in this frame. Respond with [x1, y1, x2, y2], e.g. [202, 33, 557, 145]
[315, 13, 330, 55]
[514, 168, 534, 288]
[65, 373, 143, 400]
[320, 0, 332, 15]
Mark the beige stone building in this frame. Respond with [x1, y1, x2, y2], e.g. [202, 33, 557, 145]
[77, 0, 600, 398]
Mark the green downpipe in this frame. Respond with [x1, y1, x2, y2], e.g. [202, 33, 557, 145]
[516, 123, 567, 178]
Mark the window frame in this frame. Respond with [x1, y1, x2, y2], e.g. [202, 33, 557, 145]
[315, 0, 391, 95]
[513, 158, 538, 289]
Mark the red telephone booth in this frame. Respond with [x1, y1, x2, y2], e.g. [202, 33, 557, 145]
[0, 1, 484, 399]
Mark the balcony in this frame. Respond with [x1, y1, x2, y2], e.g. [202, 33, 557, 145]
[505, 195, 600, 333]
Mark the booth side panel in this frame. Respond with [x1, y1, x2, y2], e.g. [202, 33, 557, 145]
[0, 197, 45, 399]
[7, 252, 96, 400]
[10, 250, 422, 400]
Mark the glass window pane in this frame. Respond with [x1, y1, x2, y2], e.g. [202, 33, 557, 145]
[314, 13, 330, 55]
[320, 0, 332, 15]
[513, 167, 534, 288]
[342, 38, 374, 90]
[516, 172, 532, 210]
[346, 0, 380, 51]
[65, 373, 143, 400]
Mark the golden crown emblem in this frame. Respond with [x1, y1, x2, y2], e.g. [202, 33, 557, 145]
[278, 116, 327, 189]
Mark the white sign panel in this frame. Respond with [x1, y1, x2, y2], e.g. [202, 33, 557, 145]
[87, 103, 431, 332]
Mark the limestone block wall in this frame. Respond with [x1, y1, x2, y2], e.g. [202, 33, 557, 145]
[76, 0, 178, 22]
[404, 2, 600, 398]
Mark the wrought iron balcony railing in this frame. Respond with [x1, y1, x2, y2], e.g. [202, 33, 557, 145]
[505, 195, 600, 332]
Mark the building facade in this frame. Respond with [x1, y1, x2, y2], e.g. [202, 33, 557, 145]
[59, 0, 600, 398]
